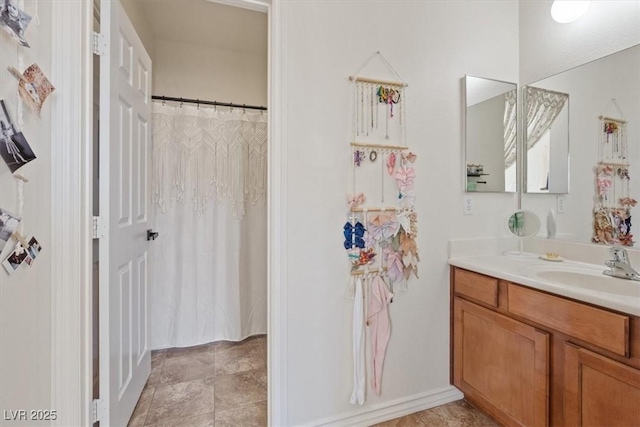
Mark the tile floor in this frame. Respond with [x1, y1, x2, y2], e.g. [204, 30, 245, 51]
[128, 335, 267, 427]
[373, 400, 499, 426]
[128, 335, 497, 426]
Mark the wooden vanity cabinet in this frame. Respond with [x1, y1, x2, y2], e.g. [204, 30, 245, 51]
[453, 298, 549, 427]
[451, 266, 640, 427]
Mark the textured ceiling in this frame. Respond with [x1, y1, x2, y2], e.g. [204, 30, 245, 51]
[139, 0, 267, 54]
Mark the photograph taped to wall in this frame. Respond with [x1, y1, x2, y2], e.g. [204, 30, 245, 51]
[0, 207, 20, 253]
[18, 64, 55, 115]
[2, 241, 27, 275]
[0, 0, 31, 47]
[24, 236, 41, 266]
[0, 99, 36, 173]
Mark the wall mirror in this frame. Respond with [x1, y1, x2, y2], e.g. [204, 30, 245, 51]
[521, 44, 640, 244]
[523, 86, 569, 193]
[464, 75, 517, 193]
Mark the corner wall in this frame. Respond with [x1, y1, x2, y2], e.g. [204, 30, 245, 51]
[522, 46, 640, 243]
[519, 0, 640, 84]
[280, 1, 519, 424]
[0, 1, 53, 424]
[120, 0, 156, 60]
[519, 0, 640, 243]
[152, 38, 267, 106]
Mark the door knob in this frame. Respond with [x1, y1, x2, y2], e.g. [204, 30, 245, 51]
[147, 229, 159, 241]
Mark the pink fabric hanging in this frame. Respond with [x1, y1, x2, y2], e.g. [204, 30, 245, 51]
[367, 275, 393, 395]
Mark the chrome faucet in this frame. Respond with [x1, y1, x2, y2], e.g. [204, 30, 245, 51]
[604, 247, 640, 281]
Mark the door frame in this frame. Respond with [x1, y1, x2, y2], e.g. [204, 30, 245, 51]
[49, 0, 94, 426]
[50, 0, 288, 425]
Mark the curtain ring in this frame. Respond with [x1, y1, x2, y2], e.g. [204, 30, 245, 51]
[369, 150, 378, 162]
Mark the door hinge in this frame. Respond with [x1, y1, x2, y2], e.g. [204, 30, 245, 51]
[93, 31, 107, 56]
[91, 399, 107, 423]
[92, 216, 106, 239]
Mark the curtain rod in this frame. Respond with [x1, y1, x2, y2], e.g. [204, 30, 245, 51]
[151, 95, 267, 111]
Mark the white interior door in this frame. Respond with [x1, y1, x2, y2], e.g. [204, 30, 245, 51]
[99, 0, 152, 425]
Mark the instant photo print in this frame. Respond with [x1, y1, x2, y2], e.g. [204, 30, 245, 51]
[0, 99, 36, 173]
[24, 236, 41, 265]
[0, 207, 20, 253]
[2, 241, 27, 275]
[0, 0, 31, 47]
[18, 64, 55, 115]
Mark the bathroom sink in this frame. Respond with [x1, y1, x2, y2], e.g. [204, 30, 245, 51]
[519, 264, 640, 298]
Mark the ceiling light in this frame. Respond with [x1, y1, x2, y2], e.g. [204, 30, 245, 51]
[551, 1, 590, 23]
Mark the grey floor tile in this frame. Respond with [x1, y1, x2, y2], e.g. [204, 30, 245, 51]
[144, 412, 214, 427]
[214, 340, 265, 376]
[127, 386, 155, 427]
[214, 368, 267, 412]
[159, 351, 216, 385]
[215, 401, 267, 427]
[145, 378, 215, 425]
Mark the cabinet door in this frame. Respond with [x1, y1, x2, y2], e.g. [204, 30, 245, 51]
[564, 343, 640, 426]
[454, 298, 549, 427]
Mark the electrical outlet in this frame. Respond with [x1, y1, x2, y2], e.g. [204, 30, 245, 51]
[463, 196, 474, 215]
[557, 196, 565, 214]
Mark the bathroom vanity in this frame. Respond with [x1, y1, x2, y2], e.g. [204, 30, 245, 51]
[449, 257, 640, 427]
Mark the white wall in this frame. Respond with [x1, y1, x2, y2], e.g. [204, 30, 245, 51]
[280, 1, 519, 424]
[467, 95, 507, 192]
[547, 105, 569, 193]
[120, 0, 156, 60]
[520, 0, 640, 84]
[0, 1, 53, 424]
[153, 38, 267, 106]
[522, 46, 640, 243]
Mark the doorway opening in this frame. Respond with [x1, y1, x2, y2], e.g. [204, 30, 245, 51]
[92, 1, 269, 425]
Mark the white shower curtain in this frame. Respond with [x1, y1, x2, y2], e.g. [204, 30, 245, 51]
[149, 103, 267, 349]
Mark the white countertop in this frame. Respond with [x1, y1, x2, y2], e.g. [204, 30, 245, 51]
[449, 254, 640, 316]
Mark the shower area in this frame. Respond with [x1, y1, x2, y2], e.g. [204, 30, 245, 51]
[149, 100, 267, 349]
[136, 0, 268, 352]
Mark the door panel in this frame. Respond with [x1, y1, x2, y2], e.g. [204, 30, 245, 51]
[564, 343, 640, 426]
[100, 0, 152, 425]
[453, 297, 549, 427]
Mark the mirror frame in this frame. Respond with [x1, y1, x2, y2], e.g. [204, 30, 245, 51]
[463, 74, 518, 194]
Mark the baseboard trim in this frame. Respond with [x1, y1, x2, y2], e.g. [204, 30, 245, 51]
[311, 386, 464, 427]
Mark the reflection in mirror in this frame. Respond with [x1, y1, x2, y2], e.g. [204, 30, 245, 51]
[524, 87, 569, 193]
[507, 210, 541, 238]
[464, 76, 517, 193]
[521, 44, 640, 244]
[504, 210, 541, 258]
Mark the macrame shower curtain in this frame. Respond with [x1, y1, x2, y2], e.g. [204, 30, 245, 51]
[504, 87, 568, 168]
[525, 86, 569, 150]
[149, 103, 268, 349]
[503, 89, 517, 168]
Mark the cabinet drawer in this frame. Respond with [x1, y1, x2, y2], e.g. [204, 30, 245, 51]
[508, 284, 630, 356]
[454, 268, 498, 308]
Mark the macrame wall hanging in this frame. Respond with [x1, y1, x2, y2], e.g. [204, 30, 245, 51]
[593, 99, 635, 246]
[342, 52, 419, 406]
[151, 104, 267, 219]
